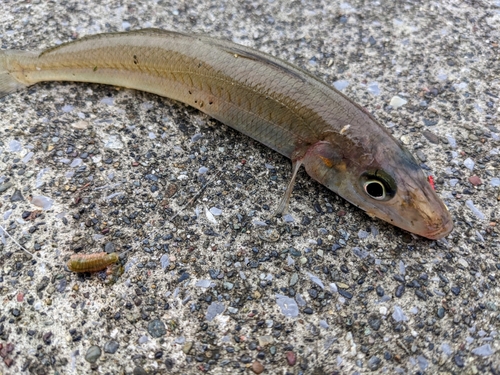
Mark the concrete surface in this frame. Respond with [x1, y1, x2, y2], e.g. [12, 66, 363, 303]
[0, 0, 499, 374]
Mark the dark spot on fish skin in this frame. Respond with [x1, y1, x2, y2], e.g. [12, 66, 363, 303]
[133, 55, 138, 65]
[209, 101, 213, 105]
[188, 90, 192, 95]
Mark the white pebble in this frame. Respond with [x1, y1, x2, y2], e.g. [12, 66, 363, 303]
[441, 343, 452, 356]
[390, 96, 407, 108]
[70, 158, 82, 168]
[295, 293, 306, 307]
[490, 178, 500, 187]
[333, 80, 349, 91]
[399, 260, 406, 275]
[392, 305, 409, 322]
[206, 302, 226, 321]
[471, 344, 494, 357]
[3, 210, 12, 220]
[104, 134, 124, 149]
[367, 82, 380, 95]
[275, 294, 299, 317]
[22, 152, 34, 164]
[453, 82, 468, 90]
[195, 279, 212, 288]
[357, 230, 369, 239]
[445, 134, 457, 148]
[8, 140, 22, 152]
[329, 283, 338, 293]
[100, 97, 114, 106]
[31, 195, 54, 210]
[463, 158, 475, 170]
[465, 200, 485, 220]
[205, 207, 218, 224]
[160, 254, 170, 269]
[307, 272, 325, 290]
[209, 207, 222, 216]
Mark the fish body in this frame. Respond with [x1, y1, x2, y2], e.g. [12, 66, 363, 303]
[0, 29, 453, 239]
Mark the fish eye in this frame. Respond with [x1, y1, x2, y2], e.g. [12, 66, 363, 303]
[361, 171, 396, 201]
[364, 179, 386, 200]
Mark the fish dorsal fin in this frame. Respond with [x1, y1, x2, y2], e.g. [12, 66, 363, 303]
[39, 28, 189, 57]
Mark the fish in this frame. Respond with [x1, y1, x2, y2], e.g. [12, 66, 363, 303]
[0, 29, 453, 239]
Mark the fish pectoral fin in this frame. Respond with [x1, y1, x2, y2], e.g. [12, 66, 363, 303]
[308, 141, 343, 170]
[272, 159, 303, 216]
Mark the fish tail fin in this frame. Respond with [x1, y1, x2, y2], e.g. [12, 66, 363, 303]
[0, 50, 36, 98]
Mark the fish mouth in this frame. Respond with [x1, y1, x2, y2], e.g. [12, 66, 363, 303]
[420, 213, 454, 240]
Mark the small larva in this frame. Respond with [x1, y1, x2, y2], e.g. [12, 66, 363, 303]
[67, 252, 119, 273]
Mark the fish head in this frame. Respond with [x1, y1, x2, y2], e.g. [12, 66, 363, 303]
[302, 136, 453, 240]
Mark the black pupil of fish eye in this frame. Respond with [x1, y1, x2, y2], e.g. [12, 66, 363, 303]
[365, 181, 385, 198]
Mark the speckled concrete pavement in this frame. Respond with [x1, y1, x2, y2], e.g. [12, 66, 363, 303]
[0, 1, 499, 374]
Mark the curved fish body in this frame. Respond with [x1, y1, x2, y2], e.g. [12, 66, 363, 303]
[0, 29, 452, 239]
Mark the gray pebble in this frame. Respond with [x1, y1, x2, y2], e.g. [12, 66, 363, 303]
[10, 189, 24, 202]
[148, 319, 166, 338]
[85, 345, 101, 363]
[368, 356, 381, 370]
[0, 182, 13, 193]
[104, 340, 119, 354]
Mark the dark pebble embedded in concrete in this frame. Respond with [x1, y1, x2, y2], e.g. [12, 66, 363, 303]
[10, 189, 24, 202]
[376, 285, 384, 297]
[395, 284, 405, 298]
[454, 354, 465, 367]
[289, 248, 301, 257]
[36, 276, 50, 292]
[165, 358, 174, 370]
[56, 278, 67, 293]
[208, 269, 220, 279]
[368, 314, 382, 331]
[85, 345, 101, 363]
[422, 130, 440, 144]
[393, 274, 405, 283]
[415, 290, 427, 301]
[308, 289, 318, 299]
[423, 119, 438, 126]
[303, 307, 314, 314]
[338, 289, 353, 299]
[148, 319, 166, 338]
[368, 356, 381, 370]
[42, 332, 52, 345]
[240, 354, 252, 363]
[437, 307, 445, 319]
[177, 272, 190, 283]
[104, 340, 119, 354]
